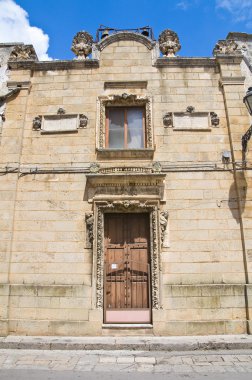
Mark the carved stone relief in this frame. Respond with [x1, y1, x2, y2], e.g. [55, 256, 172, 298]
[97, 94, 153, 149]
[9, 45, 37, 61]
[163, 112, 173, 127]
[210, 112, 220, 127]
[79, 114, 88, 128]
[94, 201, 161, 310]
[213, 39, 239, 56]
[86, 173, 165, 201]
[85, 212, 94, 248]
[57, 107, 66, 115]
[158, 29, 181, 57]
[32, 115, 42, 131]
[186, 106, 195, 113]
[160, 210, 169, 248]
[71, 31, 93, 60]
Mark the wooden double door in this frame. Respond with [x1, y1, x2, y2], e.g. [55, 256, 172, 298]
[104, 213, 151, 324]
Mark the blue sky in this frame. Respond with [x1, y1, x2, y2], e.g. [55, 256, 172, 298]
[0, 0, 252, 60]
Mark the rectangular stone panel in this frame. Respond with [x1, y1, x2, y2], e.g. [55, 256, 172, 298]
[173, 112, 210, 130]
[42, 115, 78, 133]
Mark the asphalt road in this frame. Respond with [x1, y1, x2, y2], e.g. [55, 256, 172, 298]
[1, 370, 252, 380]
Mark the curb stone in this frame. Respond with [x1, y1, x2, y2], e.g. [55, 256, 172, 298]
[0, 335, 252, 351]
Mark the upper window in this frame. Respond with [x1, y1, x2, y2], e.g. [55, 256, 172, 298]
[97, 94, 154, 158]
[106, 107, 145, 149]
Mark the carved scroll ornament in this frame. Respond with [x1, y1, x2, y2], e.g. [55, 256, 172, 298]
[158, 29, 181, 57]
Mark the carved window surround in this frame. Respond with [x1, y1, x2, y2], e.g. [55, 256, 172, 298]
[93, 200, 161, 310]
[96, 94, 154, 159]
[32, 113, 88, 134]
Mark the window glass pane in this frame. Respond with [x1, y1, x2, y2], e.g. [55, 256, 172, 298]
[108, 108, 124, 149]
[127, 108, 144, 148]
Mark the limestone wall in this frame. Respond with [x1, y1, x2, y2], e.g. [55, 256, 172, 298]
[0, 36, 252, 336]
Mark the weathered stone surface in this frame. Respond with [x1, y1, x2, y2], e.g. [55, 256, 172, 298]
[0, 31, 252, 337]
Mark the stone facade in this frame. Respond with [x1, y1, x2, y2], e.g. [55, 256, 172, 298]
[0, 28, 252, 337]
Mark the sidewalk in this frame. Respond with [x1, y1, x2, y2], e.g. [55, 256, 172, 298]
[1, 334, 252, 351]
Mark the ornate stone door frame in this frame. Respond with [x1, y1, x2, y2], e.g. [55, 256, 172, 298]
[92, 200, 161, 311]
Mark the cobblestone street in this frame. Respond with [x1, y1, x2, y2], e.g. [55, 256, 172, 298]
[1, 349, 252, 378]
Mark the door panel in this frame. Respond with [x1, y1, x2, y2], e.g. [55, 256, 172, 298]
[104, 213, 151, 324]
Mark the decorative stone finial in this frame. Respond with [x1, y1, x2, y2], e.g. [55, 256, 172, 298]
[213, 40, 239, 56]
[9, 45, 37, 61]
[158, 29, 181, 57]
[71, 31, 93, 60]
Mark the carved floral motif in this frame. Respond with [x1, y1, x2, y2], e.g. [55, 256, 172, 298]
[32, 116, 42, 130]
[213, 40, 239, 55]
[71, 31, 93, 59]
[158, 29, 181, 57]
[9, 45, 37, 61]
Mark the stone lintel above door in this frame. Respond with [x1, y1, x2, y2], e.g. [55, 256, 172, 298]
[85, 173, 166, 203]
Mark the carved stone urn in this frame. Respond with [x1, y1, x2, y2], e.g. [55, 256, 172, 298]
[71, 31, 93, 60]
[158, 29, 181, 57]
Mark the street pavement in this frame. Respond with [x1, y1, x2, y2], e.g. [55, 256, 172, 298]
[1, 348, 252, 379]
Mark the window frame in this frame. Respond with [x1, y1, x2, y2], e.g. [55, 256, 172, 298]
[105, 106, 146, 149]
[96, 94, 154, 159]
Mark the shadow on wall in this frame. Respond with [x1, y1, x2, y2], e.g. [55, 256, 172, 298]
[229, 171, 247, 223]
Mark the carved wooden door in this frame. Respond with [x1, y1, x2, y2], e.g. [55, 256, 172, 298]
[104, 213, 151, 323]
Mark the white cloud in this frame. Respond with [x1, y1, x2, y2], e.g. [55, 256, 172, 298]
[176, 1, 190, 10]
[216, 0, 252, 26]
[0, 0, 51, 60]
